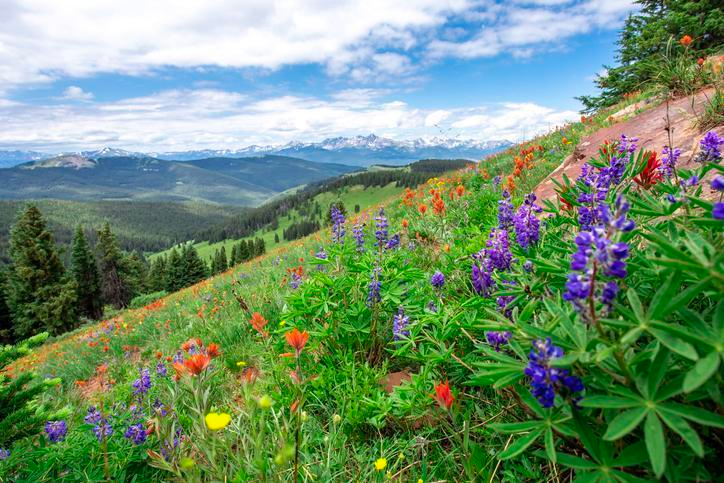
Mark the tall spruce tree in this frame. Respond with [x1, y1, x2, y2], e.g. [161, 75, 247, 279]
[148, 255, 167, 292]
[165, 248, 182, 292]
[180, 245, 208, 286]
[71, 226, 103, 320]
[123, 251, 148, 298]
[6, 205, 77, 338]
[97, 222, 131, 309]
[230, 244, 239, 266]
[0, 266, 12, 343]
[218, 246, 228, 272]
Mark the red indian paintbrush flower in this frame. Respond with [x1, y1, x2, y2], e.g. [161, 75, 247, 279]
[174, 353, 211, 377]
[680, 35, 693, 47]
[633, 151, 662, 189]
[249, 312, 269, 337]
[285, 328, 309, 355]
[433, 380, 454, 409]
[206, 343, 220, 358]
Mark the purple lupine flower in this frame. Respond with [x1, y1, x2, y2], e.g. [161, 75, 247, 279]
[132, 368, 152, 395]
[713, 202, 724, 220]
[172, 351, 184, 364]
[498, 190, 514, 229]
[0, 448, 9, 460]
[315, 248, 327, 260]
[352, 223, 365, 252]
[486, 331, 512, 351]
[160, 427, 183, 461]
[660, 146, 681, 178]
[711, 176, 724, 191]
[156, 362, 167, 377]
[290, 271, 302, 289]
[513, 194, 542, 251]
[124, 423, 147, 445]
[367, 266, 382, 306]
[524, 338, 584, 408]
[696, 131, 723, 163]
[486, 228, 512, 271]
[431, 271, 445, 289]
[523, 260, 534, 272]
[426, 301, 438, 313]
[471, 258, 494, 297]
[153, 399, 169, 417]
[492, 175, 502, 187]
[45, 420, 67, 443]
[92, 419, 113, 442]
[374, 208, 389, 247]
[392, 307, 410, 341]
[618, 134, 638, 155]
[85, 406, 102, 425]
[330, 206, 345, 243]
[384, 234, 400, 250]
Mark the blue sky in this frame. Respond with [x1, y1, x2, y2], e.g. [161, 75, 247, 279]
[0, 0, 635, 152]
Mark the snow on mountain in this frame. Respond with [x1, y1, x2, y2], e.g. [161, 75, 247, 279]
[1, 135, 513, 167]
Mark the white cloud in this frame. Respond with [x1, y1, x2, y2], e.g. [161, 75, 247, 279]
[61, 86, 94, 101]
[0, 88, 576, 151]
[0, 0, 636, 92]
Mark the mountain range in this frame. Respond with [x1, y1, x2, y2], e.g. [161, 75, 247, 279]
[0, 155, 358, 206]
[0, 134, 511, 168]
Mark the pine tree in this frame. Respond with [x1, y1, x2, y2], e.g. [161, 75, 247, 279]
[230, 244, 239, 266]
[148, 255, 167, 292]
[0, 267, 12, 343]
[0, 332, 55, 452]
[274, 233, 280, 244]
[96, 222, 131, 309]
[218, 246, 228, 272]
[71, 226, 103, 320]
[6, 205, 77, 338]
[239, 240, 250, 262]
[165, 248, 182, 292]
[180, 245, 207, 286]
[122, 251, 148, 298]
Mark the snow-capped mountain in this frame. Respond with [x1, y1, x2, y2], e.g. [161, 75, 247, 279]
[152, 134, 512, 165]
[0, 135, 512, 168]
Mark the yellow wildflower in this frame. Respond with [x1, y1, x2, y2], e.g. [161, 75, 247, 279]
[374, 458, 387, 471]
[258, 395, 273, 410]
[205, 412, 231, 431]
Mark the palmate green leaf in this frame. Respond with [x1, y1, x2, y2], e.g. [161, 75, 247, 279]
[555, 452, 598, 469]
[660, 276, 712, 317]
[516, 386, 545, 418]
[545, 427, 556, 464]
[492, 371, 524, 388]
[647, 271, 681, 320]
[648, 328, 698, 361]
[656, 408, 703, 457]
[489, 420, 542, 433]
[658, 403, 724, 429]
[683, 352, 721, 393]
[602, 407, 647, 441]
[644, 412, 666, 478]
[611, 441, 649, 467]
[647, 346, 669, 397]
[625, 289, 645, 322]
[497, 427, 543, 460]
[579, 395, 641, 409]
[572, 410, 602, 461]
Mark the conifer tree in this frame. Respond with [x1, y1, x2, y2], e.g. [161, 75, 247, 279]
[274, 233, 280, 244]
[218, 246, 228, 272]
[71, 226, 103, 320]
[0, 267, 12, 343]
[96, 222, 131, 309]
[180, 245, 208, 286]
[239, 240, 250, 262]
[0, 332, 55, 453]
[148, 255, 167, 292]
[230, 244, 239, 266]
[165, 248, 182, 292]
[6, 205, 77, 338]
[122, 251, 149, 298]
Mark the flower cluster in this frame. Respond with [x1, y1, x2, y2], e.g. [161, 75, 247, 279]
[384, 234, 400, 250]
[392, 306, 410, 340]
[352, 223, 365, 252]
[124, 423, 147, 445]
[132, 368, 151, 395]
[430, 271, 445, 290]
[513, 193, 542, 250]
[367, 266, 382, 307]
[85, 406, 113, 442]
[498, 190, 514, 229]
[330, 205, 345, 243]
[696, 131, 723, 163]
[45, 420, 68, 443]
[524, 338, 584, 408]
[485, 331, 511, 352]
[374, 208, 389, 247]
[659, 145, 681, 178]
[564, 196, 634, 322]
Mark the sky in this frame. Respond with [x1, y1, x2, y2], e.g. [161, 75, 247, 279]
[0, 0, 636, 152]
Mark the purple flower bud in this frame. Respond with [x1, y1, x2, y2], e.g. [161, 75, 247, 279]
[431, 271, 445, 289]
[392, 307, 410, 341]
[711, 176, 724, 191]
[485, 331, 511, 351]
[45, 420, 68, 443]
[124, 423, 147, 445]
[713, 202, 724, 220]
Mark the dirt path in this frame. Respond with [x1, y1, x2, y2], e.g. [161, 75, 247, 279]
[534, 88, 722, 202]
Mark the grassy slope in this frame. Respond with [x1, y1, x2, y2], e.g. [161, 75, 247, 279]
[2, 94, 653, 481]
[153, 181, 404, 263]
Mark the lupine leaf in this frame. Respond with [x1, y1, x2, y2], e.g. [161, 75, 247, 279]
[545, 427, 556, 464]
[648, 328, 698, 361]
[657, 409, 703, 457]
[644, 412, 666, 478]
[647, 347, 669, 397]
[555, 452, 598, 469]
[683, 352, 720, 393]
[603, 407, 647, 441]
[659, 403, 724, 428]
[580, 396, 641, 409]
[489, 420, 542, 433]
[611, 441, 649, 467]
[497, 428, 543, 460]
[647, 271, 681, 320]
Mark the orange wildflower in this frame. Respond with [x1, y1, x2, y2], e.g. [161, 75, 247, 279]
[401, 219, 409, 229]
[418, 203, 428, 215]
[285, 328, 309, 355]
[433, 380, 454, 409]
[679, 35, 692, 47]
[206, 343, 220, 358]
[249, 312, 269, 337]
